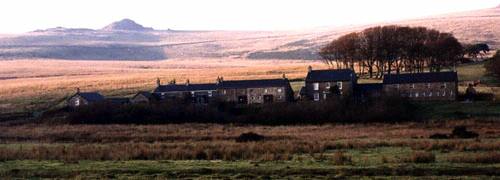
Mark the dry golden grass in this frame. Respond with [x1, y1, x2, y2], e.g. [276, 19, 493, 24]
[0, 58, 327, 112]
[0, 119, 498, 161]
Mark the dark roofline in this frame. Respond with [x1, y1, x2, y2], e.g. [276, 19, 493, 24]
[154, 83, 218, 93]
[305, 69, 356, 82]
[219, 78, 291, 89]
[71, 92, 105, 102]
[383, 71, 458, 84]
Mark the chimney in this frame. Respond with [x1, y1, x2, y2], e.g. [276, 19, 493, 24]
[169, 79, 176, 85]
[308, 66, 313, 73]
[156, 78, 161, 86]
[76, 87, 80, 93]
[282, 73, 287, 80]
[186, 79, 190, 86]
[216, 76, 224, 84]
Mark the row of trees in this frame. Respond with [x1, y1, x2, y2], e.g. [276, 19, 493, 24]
[319, 26, 464, 78]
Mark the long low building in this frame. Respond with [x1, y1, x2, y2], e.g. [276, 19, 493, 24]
[69, 68, 460, 108]
[217, 77, 294, 104]
[382, 71, 458, 101]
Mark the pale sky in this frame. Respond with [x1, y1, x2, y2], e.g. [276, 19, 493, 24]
[0, 0, 498, 33]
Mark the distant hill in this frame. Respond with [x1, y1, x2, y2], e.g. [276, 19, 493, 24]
[0, 6, 498, 61]
[102, 19, 154, 31]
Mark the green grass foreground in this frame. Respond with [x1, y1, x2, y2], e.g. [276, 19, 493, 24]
[1, 146, 499, 179]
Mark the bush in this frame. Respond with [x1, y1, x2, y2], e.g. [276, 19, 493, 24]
[331, 151, 352, 165]
[485, 51, 500, 77]
[452, 126, 479, 139]
[429, 133, 449, 139]
[236, 132, 265, 142]
[403, 151, 435, 163]
[448, 152, 500, 164]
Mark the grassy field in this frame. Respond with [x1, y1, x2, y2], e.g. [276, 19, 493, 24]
[0, 120, 499, 178]
[0, 58, 327, 113]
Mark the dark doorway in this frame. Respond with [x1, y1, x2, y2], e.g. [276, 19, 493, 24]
[263, 95, 274, 103]
[238, 96, 248, 104]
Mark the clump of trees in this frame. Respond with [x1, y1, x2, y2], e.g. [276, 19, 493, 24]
[465, 43, 490, 60]
[319, 26, 464, 78]
[485, 51, 500, 77]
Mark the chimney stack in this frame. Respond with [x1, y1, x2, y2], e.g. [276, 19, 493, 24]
[156, 78, 161, 86]
[282, 73, 287, 80]
[169, 79, 176, 85]
[186, 79, 190, 86]
[308, 65, 313, 73]
[76, 87, 80, 93]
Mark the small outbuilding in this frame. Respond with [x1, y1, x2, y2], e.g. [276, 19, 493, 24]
[131, 91, 156, 104]
[67, 90, 105, 108]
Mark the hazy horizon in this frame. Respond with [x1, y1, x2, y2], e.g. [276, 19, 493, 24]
[0, 0, 498, 33]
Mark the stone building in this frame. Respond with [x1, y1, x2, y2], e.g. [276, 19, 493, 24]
[216, 76, 294, 104]
[153, 79, 218, 104]
[67, 90, 105, 108]
[382, 71, 458, 101]
[304, 67, 357, 101]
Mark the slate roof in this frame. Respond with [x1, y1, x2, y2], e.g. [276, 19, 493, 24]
[76, 92, 105, 102]
[134, 91, 153, 98]
[219, 79, 290, 89]
[306, 69, 355, 82]
[154, 83, 217, 93]
[383, 72, 458, 84]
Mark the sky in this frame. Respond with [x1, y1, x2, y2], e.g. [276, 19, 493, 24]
[0, 0, 498, 33]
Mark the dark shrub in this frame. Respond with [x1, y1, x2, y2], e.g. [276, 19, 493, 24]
[429, 133, 449, 139]
[236, 132, 265, 142]
[404, 151, 435, 163]
[452, 126, 479, 139]
[331, 151, 352, 165]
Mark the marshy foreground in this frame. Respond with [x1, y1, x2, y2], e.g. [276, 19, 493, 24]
[0, 119, 499, 179]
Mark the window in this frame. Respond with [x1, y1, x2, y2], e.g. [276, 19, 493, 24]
[429, 92, 433, 97]
[411, 84, 415, 89]
[337, 82, 343, 90]
[323, 93, 327, 100]
[264, 89, 268, 93]
[396, 84, 400, 89]
[427, 83, 431, 88]
[75, 98, 80, 106]
[223, 90, 226, 95]
[415, 92, 419, 98]
[443, 91, 446, 97]
[450, 90, 454, 96]
[208, 91, 213, 97]
[277, 88, 282, 93]
[313, 83, 319, 91]
[441, 83, 447, 89]
[278, 96, 282, 99]
[326, 82, 331, 89]
[313, 93, 320, 101]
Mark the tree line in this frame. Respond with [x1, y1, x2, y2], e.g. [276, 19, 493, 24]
[319, 25, 466, 78]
